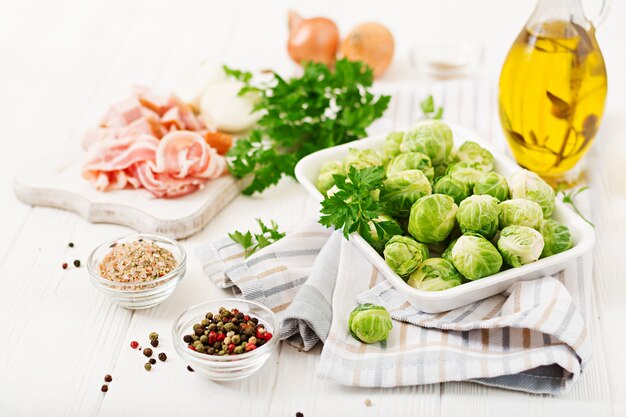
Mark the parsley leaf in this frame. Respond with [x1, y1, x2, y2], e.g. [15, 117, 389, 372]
[228, 219, 286, 258]
[225, 59, 391, 195]
[557, 185, 594, 227]
[420, 95, 444, 120]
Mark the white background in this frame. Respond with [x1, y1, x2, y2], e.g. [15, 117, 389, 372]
[0, 0, 625, 416]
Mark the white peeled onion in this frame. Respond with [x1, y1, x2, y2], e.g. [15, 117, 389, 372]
[199, 80, 260, 132]
[173, 61, 227, 110]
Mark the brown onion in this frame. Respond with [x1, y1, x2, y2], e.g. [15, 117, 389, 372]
[340, 22, 395, 78]
[287, 11, 339, 66]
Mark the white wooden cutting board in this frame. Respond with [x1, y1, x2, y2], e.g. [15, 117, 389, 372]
[13, 148, 243, 239]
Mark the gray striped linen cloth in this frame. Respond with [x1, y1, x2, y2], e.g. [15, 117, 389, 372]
[196, 220, 592, 394]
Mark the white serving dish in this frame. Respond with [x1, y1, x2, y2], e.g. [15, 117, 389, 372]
[294, 122, 595, 313]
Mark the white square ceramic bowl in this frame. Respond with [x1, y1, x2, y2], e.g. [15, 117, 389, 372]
[294, 122, 595, 313]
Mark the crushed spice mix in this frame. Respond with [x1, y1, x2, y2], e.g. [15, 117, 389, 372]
[98, 240, 177, 283]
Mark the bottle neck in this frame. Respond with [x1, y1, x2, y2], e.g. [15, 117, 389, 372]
[527, 0, 589, 33]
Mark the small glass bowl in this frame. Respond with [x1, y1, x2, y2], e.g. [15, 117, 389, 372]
[172, 299, 280, 381]
[410, 39, 484, 80]
[87, 233, 186, 309]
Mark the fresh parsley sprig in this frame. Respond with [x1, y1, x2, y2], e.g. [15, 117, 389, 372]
[228, 219, 286, 258]
[557, 185, 594, 227]
[319, 166, 400, 241]
[224, 59, 391, 195]
[420, 95, 444, 120]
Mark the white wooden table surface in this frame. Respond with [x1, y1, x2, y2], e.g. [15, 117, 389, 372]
[1, 1, 626, 416]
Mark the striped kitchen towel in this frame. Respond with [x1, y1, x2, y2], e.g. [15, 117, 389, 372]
[197, 220, 591, 394]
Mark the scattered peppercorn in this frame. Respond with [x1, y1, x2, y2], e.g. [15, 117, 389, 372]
[150, 339, 159, 348]
[187, 365, 194, 372]
[68, 242, 74, 248]
[149, 358, 156, 365]
[143, 348, 153, 357]
[144, 363, 151, 371]
[101, 385, 108, 393]
[149, 332, 159, 341]
[158, 353, 167, 362]
[296, 412, 304, 417]
[365, 399, 372, 407]
[73, 259, 81, 267]
[62, 263, 68, 269]
[104, 374, 112, 383]
[130, 341, 139, 349]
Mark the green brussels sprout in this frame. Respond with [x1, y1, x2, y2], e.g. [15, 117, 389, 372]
[386, 152, 434, 181]
[457, 141, 495, 172]
[508, 169, 556, 218]
[406, 258, 463, 291]
[316, 160, 343, 194]
[400, 120, 454, 165]
[497, 225, 544, 267]
[384, 131, 404, 161]
[342, 148, 384, 171]
[383, 236, 429, 278]
[540, 219, 573, 258]
[446, 161, 486, 187]
[449, 234, 503, 280]
[499, 198, 543, 229]
[408, 194, 458, 243]
[434, 175, 471, 205]
[456, 195, 501, 239]
[348, 303, 393, 344]
[361, 215, 403, 254]
[381, 170, 432, 216]
[473, 171, 510, 202]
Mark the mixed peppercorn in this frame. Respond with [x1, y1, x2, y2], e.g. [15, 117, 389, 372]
[184, 307, 273, 356]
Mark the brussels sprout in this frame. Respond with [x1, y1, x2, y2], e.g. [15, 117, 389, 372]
[386, 152, 434, 181]
[406, 258, 463, 291]
[457, 141, 495, 172]
[456, 195, 501, 239]
[384, 131, 404, 161]
[316, 160, 343, 194]
[499, 198, 543, 229]
[361, 215, 403, 254]
[381, 170, 432, 216]
[473, 171, 510, 202]
[441, 238, 457, 263]
[348, 303, 393, 344]
[446, 161, 486, 187]
[508, 169, 556, 217]
[408, 194, 458, 243]
[450, 234, 503, 280]
[383, 236, 429, 278]
[540, 219, 573, 258]
[497, 225, 544, 267]
[434, 175, 471, 205]
[342, 148, 384, 171]
[400, 120, 454, 165]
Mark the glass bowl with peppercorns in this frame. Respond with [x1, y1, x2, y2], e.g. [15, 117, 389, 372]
[87, 233, 186, 309]
[172, 299, 280, 381]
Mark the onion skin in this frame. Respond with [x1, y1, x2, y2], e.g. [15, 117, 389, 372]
[287, 10, 339, 66]
[340, 22, 395, 78]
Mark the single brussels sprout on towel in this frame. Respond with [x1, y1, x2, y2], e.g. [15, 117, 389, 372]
[473, 171, 510, 202]
[342, 148, 384, 172]
[400, 120, 454, 165]
[381, 170, 432, 216]
[540, 219, 573, 258]
[383, 236, 429, 278]
[408, 194, 458, 243]
[316, 160, 343, 195]
[386, 152, 434, 181]
[406, 258, 463, 291]
[457, 141, 495, 172]
[348, 303, 393, 344]
[449, 234, 503, 280]
[456, 195, 501, 240]
[499, 198, 543, 229]
[508, 169, 556, 218]
[361, 215, 403, 254]
[383, 131, 404, 161]
[433, 175, 471, 205]
[497, 225, 544, 267]
[446, 161, 486, 188]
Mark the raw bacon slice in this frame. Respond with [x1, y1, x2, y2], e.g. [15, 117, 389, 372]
[154, 131, 226, 179]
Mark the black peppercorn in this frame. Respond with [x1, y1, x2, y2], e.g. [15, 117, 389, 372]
[68, 242, 74, 248]
[183, 335, 193, 343]
[104, 374, 112, 383]
[150, 339, 159, 348]
[143, 348, 153, 357]
[73, 259, 81, 267]
[101, 384, 108, 393]
[187, 365, 194, 372]
[158, 352, 167, 362]
[296, 413, 304, 417]
[149, 358, 156, 365]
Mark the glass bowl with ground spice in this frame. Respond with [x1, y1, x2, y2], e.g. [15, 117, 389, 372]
[172, 299, 280, 381]
[87, 233, 186, 309]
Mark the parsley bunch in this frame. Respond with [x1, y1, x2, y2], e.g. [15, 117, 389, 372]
[319, 166, 401, 241]
[228, 219, 286, 258]
[225, 60, 391, 195]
